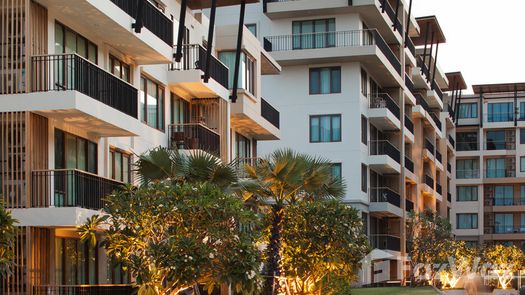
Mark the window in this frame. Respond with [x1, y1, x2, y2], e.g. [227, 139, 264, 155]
[140, 76, 165, 130]
[292, 18, 335, 49]
[310, 115, 341, 143]
[458, 103, 478, 119]
[361, 115, 368, 145]
[361, 69, 368, 97]
[110, 149, 132, 183]
[457, 186, 478, 201]
[331, 163, 342, 181]
[246, 23, 257, 37]
[456, 159, 479, 179]
[55, 22, 97, 63]
[457, 213, 478, 229]
[170, 93, 189, 125]
[218, 51, 256, 95]
[486, 158, 506, 178]
[487, 102, 514, 122]
[109, 55, 131, 83]
[486, 130, 506, 150]
[494, 185, 514, 206]
[236, 133, 252, 159]
[456, 131, 479, 151]
[55, 237, 98, 285]
[54, 129, 97, 174]
[361, 164, 367, 193]
[521, 157, 525, 172]
[495, 213, 513, 233]
[521, 129, 525, 144]
[520, 102, 525, 121]
[309, 67, 341, 94]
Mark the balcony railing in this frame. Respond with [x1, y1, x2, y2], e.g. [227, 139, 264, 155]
[34, 285, 135, 295]
[436, 151, 442, 164]
[109, 0, 173, 45]
[485, 140, 515, 151]
[447, 103, 456, 120]
[261, 98, 280, 129]
[424, 138, 435, 154]
[448, 135, 455, 148]
[415, 93, 431, 113]
[370, 234, 401, 251]
[370, 187, 401, 207]
[31, 54, 138, 118]
[417, 56, 430, 79]
[436, 183, 442, 195]
[369, 140, 401, 163]
[405, 156, 414, 173]
[430, 112, 442, 131]
[369, 93, 400, 118]
[485, 198, 525, 206]
[447, 163, 452, 173]
[447, 192, 452, 202]
[406, 37, 416, 57]
[405, 74, 415, 95]
[431, 80, 444, 102]
[457, 141, 479, 151]
[264, 29, 401, 74]
[380, 0, 403, 33]
[456, 169, 480, 179]
[169, 123, 221, 157]
[485, 168, 516, 179]
[486, 112, 514, 123]
[169, 44, 229, 89]
[485, 225, 525, 234]
[406, 199, 414, 212]
[424, 174, 434, 188]
[32, 169, 124, 210]
[405, 115, 414, 134]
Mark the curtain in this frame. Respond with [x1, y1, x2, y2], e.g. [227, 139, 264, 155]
[320, 116, 331, 142]
[331, 116, 341, 141]
[320, 68, 331, 94]
[310, 117, 320, 142]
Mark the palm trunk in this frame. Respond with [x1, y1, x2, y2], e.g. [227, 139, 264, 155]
[263, 205, 284, 295]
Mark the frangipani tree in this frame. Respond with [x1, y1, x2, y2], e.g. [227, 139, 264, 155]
[439, 241, 480, 289]
[0, 200, 17, 278]
[484, 244, 525, 289]
[79, 182, 262, 295]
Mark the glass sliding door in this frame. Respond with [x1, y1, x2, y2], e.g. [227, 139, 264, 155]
[486, 158, 505, 178]
[292, 18, 335, 50]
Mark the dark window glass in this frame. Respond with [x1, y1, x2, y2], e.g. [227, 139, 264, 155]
[309, 67, 341, 94]
[457, 186, 478, 201]
[246, 23, 257, 37]
[109, 55, 131, 83]
[331, 163, 342, 181]
[55, 22, 97, 63]
[457, 213, 478, 229]
[486, 130, 506, 150]
[361, 115, 367, 145]
[110, 149, 132, 183]
[456, 132, 479, 151]
[520, 129, 525, 144]
[170, 93, 190, 125]
[458, 103, 478, 119]
[54, 129, 97, 174]
[488, 102, 514, 122]
[140, 76, 165, 130]
[236, 133, 252, 159]
[361, 164, 367, 193]
[292, 18, 335, 49]
[310, 115, 341, 143]
[361, 69, 368, 97]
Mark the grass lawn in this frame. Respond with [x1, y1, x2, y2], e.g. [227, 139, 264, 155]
[351, 286, 439, 295]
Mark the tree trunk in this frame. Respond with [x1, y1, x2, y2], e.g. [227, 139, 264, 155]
[263, 205, 284, 295]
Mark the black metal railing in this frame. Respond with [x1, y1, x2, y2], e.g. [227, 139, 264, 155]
[32, 169, 124, 210]
[424, 138, 435, 154]
[370, 187, 401, 207]
[405, 115, 414, 134]
[447, 103, 456, 120]
[424, 174, 434, 188]
[430, 112, 442, 131]
[457, 141, 479, 151]
[436, 151, 442, 163]
[405, 156, 414, 173]
[436, 183, 442, 195]
[448, 135, 455, 148]
[415, 93, 431, 113]
[34, 285, 135, 295]
[380, 0, 403, 33]
[264, 29, 401, 74]
[31, 54, 138, 118]
[447, 162, 452, 173]
[369, 93, 400, 118]
[168, 123, 221, 157]
[406, 37, 416, 57]
[370, 140, 401, 163]
[110, 0, 173, 45]
[405, 73, 415, 94]
[406, 199, 414, 212]
[431, 80, 444, 102]
[261, 98, 280, 129]
[417, 56, 430, 79]
[169, 44, 229, 89]
[485, 139, 515, 151]
[263, 37, 273, 52]
[447, 192, 452, 202]
[486, 198, 525, 206]
[370, 234, 401, 252]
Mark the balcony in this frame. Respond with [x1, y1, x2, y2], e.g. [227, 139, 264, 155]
[485, 198, 525, 207]
[169, 123, 221, 157]
[485, 140, 515, 151]
[168, 44, 230, 99]
[429, 112, 442, 132]
[485, 225, 525, 235]
[33, 285, 134, 295]
[436, 183, 442, 196]
[406, 199, 414, 212]
[261, 98, 280, 129]
[368, 93, 401, 131]
[15, 54, 140, 137]
[436, 151, 442, 164]
[370, 234, 401, 252]
[31, 169, 123, 210]
[405, 156, 414, 173]
[263, 0, 402, 43]
[424, 174, 434, 190]
[448, 135, 455, 148]
[369, 140, 401, 174]
[405, 115, 414, 134]
[370, 187, 403, 217]
[427, 80, 444, 108]
[447, 192, 452, 203]
[424, 138, 435, 156]
[485, 168, 516, 179]
[109, 0, 173, 46]
[264, 29, 402, 87]
[413, 56, 430, 89]
[447, 163, 452, 174]
[35, 0, 172, 63]
[231, 94, 281, 141]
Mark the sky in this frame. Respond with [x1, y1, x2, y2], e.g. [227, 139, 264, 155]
[411, 0, 525, 93]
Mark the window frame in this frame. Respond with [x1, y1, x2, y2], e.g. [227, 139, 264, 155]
[140, 75, 165, 131]
[458, 102, 478, 119]
[109, 148, 133, 183]
[361, 163, 367, 193]
[309, 114, 342, 143]
[245, 23, 257, 37]
[309, 67, 341, 95]
[331, 163, 342, 181]
[109, 54, 131, 83]
[456, 213, 478, 229]
[292, 18, 336, 50]
[54, 129, 97, 174]
[361, 115, 368, 145]
[456, 186, 478, 202]
[55, 21, 98, 63]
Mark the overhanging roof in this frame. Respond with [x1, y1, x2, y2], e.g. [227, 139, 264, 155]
[445, 72, 467, 91]
[473, 82, 525, 94]
[412, 16, 446, 46]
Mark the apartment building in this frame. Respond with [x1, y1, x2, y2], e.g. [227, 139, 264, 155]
[214, 1, 458, 284]
[453, 83, 525, 250]
[0, 0, 280, 293]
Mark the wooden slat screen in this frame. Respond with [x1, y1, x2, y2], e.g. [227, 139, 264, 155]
[28, 113, 48, 207]
[1, 227, 27, 295]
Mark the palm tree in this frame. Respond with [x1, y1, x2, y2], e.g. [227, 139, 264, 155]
[241, 149, 345, 295]
[134, 147, 238, 189]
